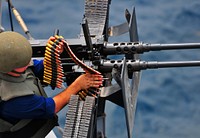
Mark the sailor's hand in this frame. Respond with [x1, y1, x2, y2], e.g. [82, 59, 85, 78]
[74, 73, 103, 91]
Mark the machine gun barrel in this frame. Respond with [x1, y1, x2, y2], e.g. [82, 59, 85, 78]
[99, 60, 200, 72]
[103, 42, 200, 55]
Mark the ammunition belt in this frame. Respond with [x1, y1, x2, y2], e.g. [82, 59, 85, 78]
[44, 35, 101, 100]
[83, 0, 110, 37]
[43, 36, 64, 89]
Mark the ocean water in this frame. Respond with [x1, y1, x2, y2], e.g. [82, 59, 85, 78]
[2, 0, 200, 138]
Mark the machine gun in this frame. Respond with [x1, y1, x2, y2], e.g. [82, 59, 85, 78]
[3, 0, 200, 138]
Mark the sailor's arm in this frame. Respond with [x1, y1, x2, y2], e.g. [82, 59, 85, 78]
[53, 73, 103, 113]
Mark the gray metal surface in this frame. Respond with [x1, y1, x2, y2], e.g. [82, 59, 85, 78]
[108, 22, 129, 37]
[121, 57, 134, 138]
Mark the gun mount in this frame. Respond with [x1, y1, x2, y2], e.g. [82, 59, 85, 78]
[2, 0, 200, 138]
